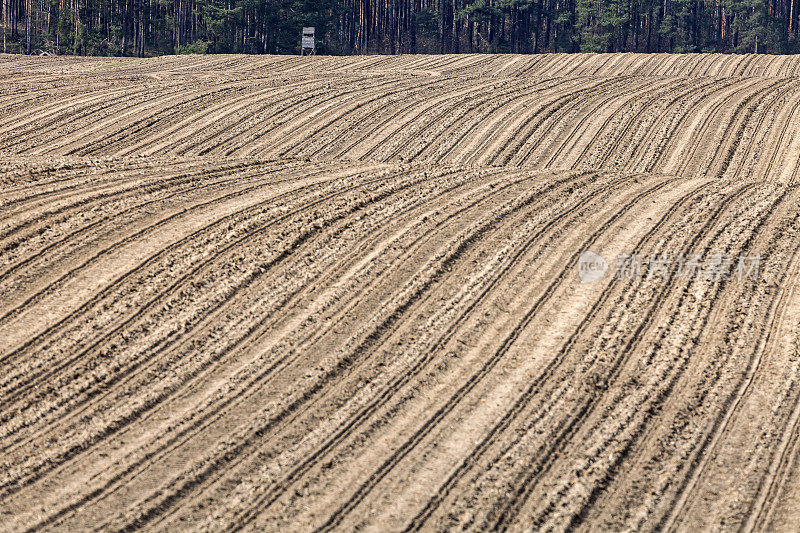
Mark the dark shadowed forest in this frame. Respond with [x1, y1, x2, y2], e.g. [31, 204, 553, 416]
[1, 0, 799, 57]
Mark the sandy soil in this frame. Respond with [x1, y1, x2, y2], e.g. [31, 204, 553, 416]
[2, 52, 800, 531]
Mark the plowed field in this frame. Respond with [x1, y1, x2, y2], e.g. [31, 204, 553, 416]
[2, 52, 800, 531]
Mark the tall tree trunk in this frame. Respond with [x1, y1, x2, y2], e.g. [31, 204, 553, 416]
[25, 0, 30, 53]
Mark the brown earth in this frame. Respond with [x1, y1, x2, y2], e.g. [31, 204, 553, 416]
[2, 52, 800, 531]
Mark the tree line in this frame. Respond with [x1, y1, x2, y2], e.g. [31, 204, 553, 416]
[2, 0, 799, 56]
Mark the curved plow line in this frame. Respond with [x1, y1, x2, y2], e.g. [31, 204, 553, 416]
[431, 78, 610, 166]
[544, 186, 794, 531]
[409, 80, 574, 164]
[314, 177, 678, 532]
[296, 76, 503, 160]
[0, 162, 373, 364]
[405, 178, 714, 530]
[662, 189, 800, 532]
[654, 78, 763, 176]
[323, 78, 563, 162]
[717, 81, 800, 181]
[214, 172, 612, 530]
[43, 169, 537, 528]
[357, 76, 587, 164]
[486, 182, 756, 530]
[243, 77, 447, 159]
[120, 77, 367, 158]
[52, 79, 278, 157]
[278, 77, 501, 162]
[575, 78, 715, 171]
[539, 78, 677, 170]
[493, 77, 627, 167]
[1, 166, 460, 505]
[616, 77, 732, 173]
[0, 165, 400, 423]
[72, 170, 593, 532]
[0, 162, 282, 280]
[208, 77, 419, 157]
[535, 79, 654, 169]
[2, 167, 479, 464]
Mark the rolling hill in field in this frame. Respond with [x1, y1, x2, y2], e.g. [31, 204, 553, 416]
[2, 53, 800, 531]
